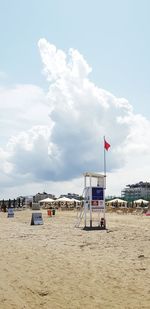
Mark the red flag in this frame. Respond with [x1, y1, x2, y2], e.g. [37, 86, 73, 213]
[104, 139, 110, 151]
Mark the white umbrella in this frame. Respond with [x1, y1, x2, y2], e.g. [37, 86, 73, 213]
[70, 198, 81, 203]
[56, 197, 72, 202]
[107, 198, 127, 204]
[39, 198, 54, 203]
[133, 199, 149, 204]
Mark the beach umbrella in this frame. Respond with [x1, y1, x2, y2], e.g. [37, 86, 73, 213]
[70, 198, 81, 203]
[39, 198, 54, 203]
[107, 198, 127, 205]
[56, 197, 72, 202]
[133, 199, 149, 205]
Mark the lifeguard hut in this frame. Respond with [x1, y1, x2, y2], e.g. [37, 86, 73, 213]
[76, 172, 106, 229]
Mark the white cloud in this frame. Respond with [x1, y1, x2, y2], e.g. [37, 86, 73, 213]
[0, 84, 51, 145]
[1, 39, 150, 198]
[38, 39, 137, 178]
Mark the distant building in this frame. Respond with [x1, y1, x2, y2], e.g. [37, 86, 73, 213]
[121, 182, 150, 201]
[60, 193, 81, 200]
[24, 195, 33, 205]
[34, 192, 55, 203]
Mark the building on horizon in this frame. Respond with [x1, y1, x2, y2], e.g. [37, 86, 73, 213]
[23, 195, 33, 205]
[34, 192, 55, 203]
[121, 181, 150, 201]
[60, 193, 81, 200]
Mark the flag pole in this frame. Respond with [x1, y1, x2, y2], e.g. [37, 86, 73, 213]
[104, 136, 106, 189]
[103, 136, 110, 188]
[103, 137, 110, 225]
[103, 136, 106, 222]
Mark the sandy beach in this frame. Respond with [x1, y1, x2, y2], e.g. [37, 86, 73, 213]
[0, 209, 150, 309]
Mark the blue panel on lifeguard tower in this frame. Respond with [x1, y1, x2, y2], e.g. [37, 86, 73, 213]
[92, 187, 104, 200]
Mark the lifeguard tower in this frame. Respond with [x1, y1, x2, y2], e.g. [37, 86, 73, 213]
[75, 172, 106, 229]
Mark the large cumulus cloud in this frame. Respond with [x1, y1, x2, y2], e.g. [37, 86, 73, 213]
[38, 38, 145, 180]
[1, 39, 150, 197]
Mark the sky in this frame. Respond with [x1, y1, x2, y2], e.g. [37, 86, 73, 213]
[0, 0, 150, 199]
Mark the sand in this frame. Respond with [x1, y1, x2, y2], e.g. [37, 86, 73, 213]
[0, 209, 150, 309]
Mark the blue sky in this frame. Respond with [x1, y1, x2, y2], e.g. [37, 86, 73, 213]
[1, 0, 150, 116]
[0, 0, 150, 198]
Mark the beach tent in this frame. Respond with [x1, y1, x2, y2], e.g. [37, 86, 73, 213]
[39, 198, 54, 208]
[69, 198, 82, 208]
[55, 197, 72, 209]
[56, 197, 72, 202]
[133, 199, 149, 205]
[39, 198, 54, 203]
[107, 198, 127, 205]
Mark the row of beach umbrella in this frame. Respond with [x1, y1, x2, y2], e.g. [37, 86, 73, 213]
[107, 198, 149, 205]
[39, 197, 82, 204]
[40, 197, 149, 205]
